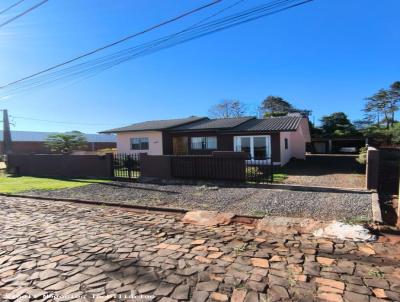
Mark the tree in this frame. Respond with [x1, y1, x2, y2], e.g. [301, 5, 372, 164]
[320, 112, 356, 137]
[388, 81, 400, 125]
[260, 96, 311, 117]
[45, 131, 88, 153]
[390, 122, 400, 144]
[364, 81, 399, 129]
[353, 119, 374, 131]
[208, 100, 247, 118]
[261, 96, 293, 116]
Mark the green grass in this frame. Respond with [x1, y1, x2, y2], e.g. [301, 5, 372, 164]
[250, 210, 271, 217]
[341, 215, 371, 225]
[0, 174, 109, 194]
[273, 173, 288, 183]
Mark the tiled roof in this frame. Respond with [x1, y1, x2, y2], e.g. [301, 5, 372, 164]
[170, 117, 255, 131]
[101, 116, 206, 133]
[0, 131, 116, 142]
[230, 116, 304, 132]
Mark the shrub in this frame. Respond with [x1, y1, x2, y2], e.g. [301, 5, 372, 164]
[356, 146, 368, 164]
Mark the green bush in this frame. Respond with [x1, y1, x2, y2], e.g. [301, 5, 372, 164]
[356, 146, 368, 164]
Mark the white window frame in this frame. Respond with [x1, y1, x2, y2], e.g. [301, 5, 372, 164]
[190, 136, 217, 150]
[130, 137, 149, 151]
[234, 135, 271, 163]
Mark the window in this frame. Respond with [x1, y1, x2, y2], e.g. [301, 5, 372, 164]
[234, 137, 250, 157]
[234, 136, 271, 160]
[284, 138, 289, 150]
[191, 137, 217, 150]
[130, 137, 149, 150]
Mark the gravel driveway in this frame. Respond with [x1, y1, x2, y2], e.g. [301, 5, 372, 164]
[25, 181, 372, 220]
[279, 154, 366, 189]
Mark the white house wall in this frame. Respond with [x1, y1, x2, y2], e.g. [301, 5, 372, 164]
[280, 132, 292, 165]
[116, 131, 163, 155]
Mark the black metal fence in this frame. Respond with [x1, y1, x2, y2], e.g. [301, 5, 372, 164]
[245, 159, 274, 183]
[113, 153, 140, 180]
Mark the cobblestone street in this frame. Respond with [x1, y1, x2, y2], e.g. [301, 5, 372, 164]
[0, 196, 400, 302]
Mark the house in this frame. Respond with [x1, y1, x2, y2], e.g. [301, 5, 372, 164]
[0, 131, 116, 155]
[102, 115, 310, 166]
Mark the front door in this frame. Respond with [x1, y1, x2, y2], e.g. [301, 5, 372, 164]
[173, 136, 188, 155]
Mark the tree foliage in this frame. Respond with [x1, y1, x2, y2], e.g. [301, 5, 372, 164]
[260, 96, 311, 117]
[364, 81, 400, 129]
[45, 131, 88, 153]
[390, 122, 400, 144]
[208, 100, 247, 118]
[320, 112, 357, 137]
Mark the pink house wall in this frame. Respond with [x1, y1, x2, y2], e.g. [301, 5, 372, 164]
[116, 131, 163, 155]
[279, 118, 310, 165]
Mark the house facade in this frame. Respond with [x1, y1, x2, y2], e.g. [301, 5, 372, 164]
[102, 115, 311, 166]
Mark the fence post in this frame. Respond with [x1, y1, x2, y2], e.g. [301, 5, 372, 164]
[106, 153, 114, 179]
[398, 168, 400, 217]
[270, 162, 274, 183]
[366, 146, 380, 190]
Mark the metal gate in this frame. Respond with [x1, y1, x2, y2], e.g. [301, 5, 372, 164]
[245, 159, 274, 183]
[113, 153, 140, 180]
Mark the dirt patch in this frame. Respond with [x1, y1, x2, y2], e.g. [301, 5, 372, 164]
[278, 154, 366, 189]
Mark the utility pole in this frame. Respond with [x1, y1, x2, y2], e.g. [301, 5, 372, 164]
[1, 109, 12, 154]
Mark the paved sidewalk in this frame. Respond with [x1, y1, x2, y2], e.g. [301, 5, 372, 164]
[0, 196, 399, 302]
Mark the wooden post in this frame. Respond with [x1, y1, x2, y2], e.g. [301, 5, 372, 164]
[366, 147, 380, 190]
[398, 168, 400, 217]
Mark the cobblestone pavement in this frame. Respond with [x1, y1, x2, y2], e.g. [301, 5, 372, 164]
[1, 196, 400, 302]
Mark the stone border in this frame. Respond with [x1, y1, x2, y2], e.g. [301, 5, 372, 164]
[371, 192, 383, 224]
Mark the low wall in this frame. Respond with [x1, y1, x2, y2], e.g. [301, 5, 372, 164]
[140, 154, 172, 180]
[7, 153, 113, 178]
[140, 151, 248, 182]
[379, 148, 400, 194]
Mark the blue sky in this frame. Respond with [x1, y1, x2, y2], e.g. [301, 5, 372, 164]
[0, 0, 399, 133]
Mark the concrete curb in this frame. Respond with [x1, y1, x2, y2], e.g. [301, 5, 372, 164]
[257, 182, 372, 194]
[371, 192, 383, 224]
[0, 193, 188, 215]
[0, 193, 262, 222]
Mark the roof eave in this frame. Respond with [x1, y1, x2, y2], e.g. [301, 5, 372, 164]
[99, 128, 164, 134]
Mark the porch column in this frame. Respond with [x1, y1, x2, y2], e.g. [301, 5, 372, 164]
[328, 139, 332, 153]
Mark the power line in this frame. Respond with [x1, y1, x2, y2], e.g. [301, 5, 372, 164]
[0, 0, 49, 29]
[2, 0, 299, 94]
[1, 0, 245, 95]
[0, 0, 222, 89]
[10, 115, 122, 126]
[0, 0, 314, 97]
[0, 0, 26, 16]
